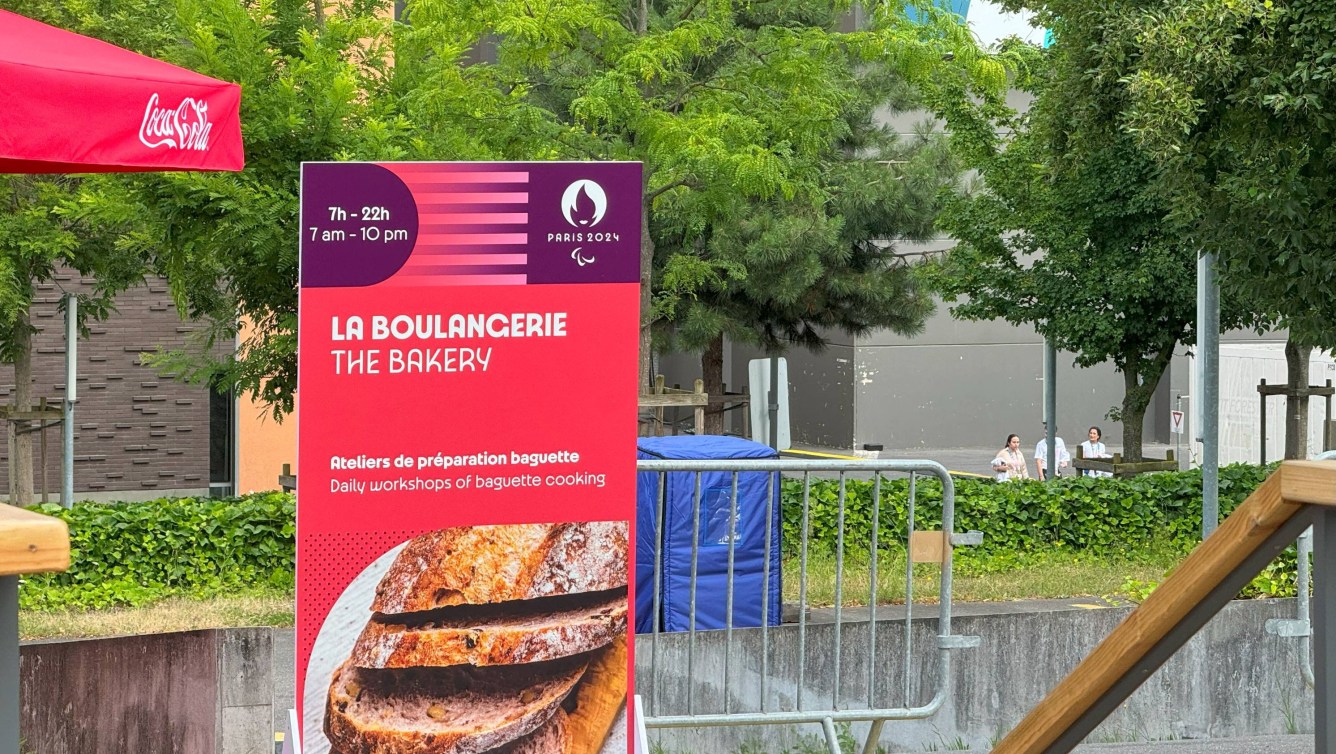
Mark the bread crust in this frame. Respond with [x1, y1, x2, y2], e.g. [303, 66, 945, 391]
[371, 522, 628, 614]
[499, 708, 570, 754]
[328, 708, 570, 754]
[351, 589, 627, 669]
[324, 655, 586, 754]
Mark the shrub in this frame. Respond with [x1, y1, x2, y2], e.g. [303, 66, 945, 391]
[20, 491, 295, 610]
[781, 463, 1273, 558]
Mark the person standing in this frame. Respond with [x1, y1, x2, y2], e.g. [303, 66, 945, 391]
[992, 434, 1031, 481]
[1079, 425, 1113, 478]
[1034, 422, 1070, 481]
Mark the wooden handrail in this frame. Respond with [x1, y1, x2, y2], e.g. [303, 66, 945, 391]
[0, 505, 69, 577]
[993, 460, 1336, 753]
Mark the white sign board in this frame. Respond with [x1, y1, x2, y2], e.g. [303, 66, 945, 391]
[748, 357, 790, 451]
[1170, 410, 1185, 435]
[633, 695, 649, 754]
[282, 708, 299, 754]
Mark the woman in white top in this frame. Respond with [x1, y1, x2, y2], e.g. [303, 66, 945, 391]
[992, 434, 1031, 481]
[1079, 426, 1112, 478]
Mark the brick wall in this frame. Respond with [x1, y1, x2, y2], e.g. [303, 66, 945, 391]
[0, 271, 214, 499]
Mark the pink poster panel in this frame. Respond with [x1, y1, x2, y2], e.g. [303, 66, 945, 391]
[296, 162, 642, 754]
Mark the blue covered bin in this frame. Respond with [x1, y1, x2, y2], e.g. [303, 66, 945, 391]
[635, 436, 783, 633]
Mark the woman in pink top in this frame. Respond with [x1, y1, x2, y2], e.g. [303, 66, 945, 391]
[992, 434, 1031, 481]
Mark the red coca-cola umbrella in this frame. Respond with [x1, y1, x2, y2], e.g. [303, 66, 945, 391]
[0, 9, 244, 173]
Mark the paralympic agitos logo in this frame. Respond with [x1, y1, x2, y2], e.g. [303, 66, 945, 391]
[138, 93, 213, 152]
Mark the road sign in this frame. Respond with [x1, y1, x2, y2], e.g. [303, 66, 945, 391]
[748, 357, 790, 450]
[1171, 410, 1185, 435]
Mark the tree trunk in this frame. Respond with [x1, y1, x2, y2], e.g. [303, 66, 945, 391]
[639, 196, 654, 393]
[701, 334, 725, 435]
[1120, 375, 1146, 464]
[1118, 343, 1178, 464]
[1284, 337, 1312, 460]
[1122, 360, 1154, 462]
[11, 312, 33, 505]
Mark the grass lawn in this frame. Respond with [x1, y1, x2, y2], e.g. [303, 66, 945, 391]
[15, 544, 1189, 640]
[782, 544, 1185, 606]
[19, 588, 294, 641]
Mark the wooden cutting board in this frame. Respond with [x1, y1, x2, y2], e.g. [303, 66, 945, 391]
[566, 635, 628, 754]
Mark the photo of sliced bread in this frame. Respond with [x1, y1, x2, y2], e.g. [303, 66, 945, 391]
[324, 654, 587, 754]
[312, 521, 628, 754]
[371, 522, 628, 614]
[329, 708, 572, 754]
[351, 588, 628, 669]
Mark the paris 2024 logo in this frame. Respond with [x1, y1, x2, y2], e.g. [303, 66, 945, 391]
[552, 180, 621, 267]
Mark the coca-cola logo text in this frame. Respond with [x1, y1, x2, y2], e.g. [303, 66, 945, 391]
[138, 93, 213, 151]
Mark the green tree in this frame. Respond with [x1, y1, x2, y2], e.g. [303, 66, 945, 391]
[1123, 0, 1336, 458]
[923, 37, 1261, 461]
[391, 0, 1007, 397]
[70, 0, 1008, 426]
[651, 61, 957, 431]
[69, 0, 440, 419]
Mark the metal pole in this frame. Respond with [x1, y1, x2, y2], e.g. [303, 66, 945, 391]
[1198, 253, 1219, 537]
[1175, 394, 1182, 471]
[1044, 337, 1056, 480]
[1312, 506, 1336, 752]
[62, 294, 76, 509]
[1, 575, 18, 754]
[1260, 379, 1267, 465]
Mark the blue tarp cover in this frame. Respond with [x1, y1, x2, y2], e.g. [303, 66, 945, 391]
[635, 436, 782, 632]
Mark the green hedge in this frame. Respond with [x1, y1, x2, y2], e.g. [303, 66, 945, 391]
[10, 463, 1288, 612]
[20, 491, 295, 611]
[781, 463, 1274, 558]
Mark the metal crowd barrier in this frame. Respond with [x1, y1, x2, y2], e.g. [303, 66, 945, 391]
[634, 459, 979, 754]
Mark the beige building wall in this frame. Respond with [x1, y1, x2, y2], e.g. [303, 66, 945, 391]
[236, 320, 297, 494]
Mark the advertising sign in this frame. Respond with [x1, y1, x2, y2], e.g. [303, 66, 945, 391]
[296, 162, 641, 754]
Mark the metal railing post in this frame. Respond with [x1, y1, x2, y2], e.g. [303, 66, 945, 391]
[1314, 507, 1336, 752]
[1, 575, 18, 754]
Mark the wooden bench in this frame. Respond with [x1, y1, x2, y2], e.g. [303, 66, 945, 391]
[1, 505, 70, 754]
[1071, 446, 1178, 477]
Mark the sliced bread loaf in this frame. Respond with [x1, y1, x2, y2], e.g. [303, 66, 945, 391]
[328, 708, 570, 754]
[351, 589, 628, 669]
[498, 708, 570, 754]
[324, 654, 586, 754]
[372, 522, 628, 614]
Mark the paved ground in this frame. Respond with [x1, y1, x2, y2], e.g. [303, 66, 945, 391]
[798, 596, 1123, 624]
[1069, 736, 1316, 754]
[953, 736, 1317, 753]
[784, 442, 1183, 480]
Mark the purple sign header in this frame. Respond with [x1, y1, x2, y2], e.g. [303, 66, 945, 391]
[300, 162, 643, 288]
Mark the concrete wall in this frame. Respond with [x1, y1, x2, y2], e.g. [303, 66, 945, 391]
[724, 340, 856, 449]
[708, 316, 1171, 450]
[850, 315, 1154, 450]
[20, 628, 276, 754]
[636, 599, 1313, 753]
[17, 599, 1314, 753]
